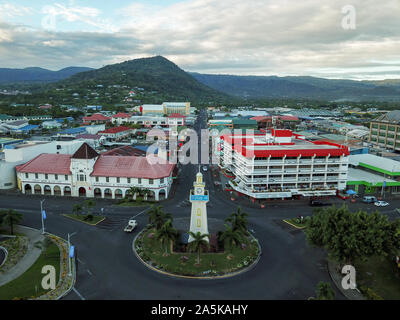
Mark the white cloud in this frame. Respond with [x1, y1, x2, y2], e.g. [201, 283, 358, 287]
[0, 3, 33, 19]
[1, 0, 400, 79]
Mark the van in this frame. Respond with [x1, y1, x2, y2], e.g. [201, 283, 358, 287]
[363, 196, 377, 203]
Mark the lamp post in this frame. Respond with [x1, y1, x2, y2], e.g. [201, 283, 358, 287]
[68, 232, 77, 276]
[40, 199, 46, 234]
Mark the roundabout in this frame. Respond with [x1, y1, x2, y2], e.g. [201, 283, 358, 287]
[132, 217, 261, 279]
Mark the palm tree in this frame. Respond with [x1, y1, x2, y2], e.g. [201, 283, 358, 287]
[72, 204, 83, 216]
[155, 220, 178, 254]
[127, 187, 140, 201]
[84, 199, 96, 215]
[220, 224, 244, 253]
[141, 188, 152, 201]
[147, 205, 172, 231]
[0, 209, 23, 235]
[225, 207, 249, 237]
[187, 232, 210, 265]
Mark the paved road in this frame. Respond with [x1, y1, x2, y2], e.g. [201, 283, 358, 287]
[1, 109, 399, 300]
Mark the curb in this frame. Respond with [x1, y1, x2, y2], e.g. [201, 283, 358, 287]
[62, 214, 106, 226]
[327, 259, 365, 300]
[0, 246, 8, 268]
[282, 219, 306, 230]
[132, 229, 262, 280]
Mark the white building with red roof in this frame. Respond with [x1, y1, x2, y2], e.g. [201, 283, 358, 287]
[83, 113, 111, 125]
[16, 143, 176, 200]
[98, 126, 134, 141]
[220, 129, 349, 200]
[111, 113, 132, 125]
[167, 113, 186, 126]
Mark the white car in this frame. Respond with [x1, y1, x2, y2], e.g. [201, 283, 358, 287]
[374, 201, 389, 207]
[202, 165, 208, 172]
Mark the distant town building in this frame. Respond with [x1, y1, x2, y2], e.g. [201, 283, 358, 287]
[369, 110, 400, 152]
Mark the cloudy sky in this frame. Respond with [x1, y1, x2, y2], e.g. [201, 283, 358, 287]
[0, 0, 399, 80]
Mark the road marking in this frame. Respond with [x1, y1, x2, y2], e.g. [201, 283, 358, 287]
[130, 207, 150, 219]
[77, 258, 86, 265]
[87, 269, 93, 276]
[72, 287, 86, 300]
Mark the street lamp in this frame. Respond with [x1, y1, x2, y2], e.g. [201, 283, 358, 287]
[68, 232, 77, 276]
[40, 199, 46, 234]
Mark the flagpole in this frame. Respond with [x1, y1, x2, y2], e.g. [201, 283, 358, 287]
[40, 199, 45, 234]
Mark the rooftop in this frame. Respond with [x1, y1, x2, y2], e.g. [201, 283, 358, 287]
[16, 154, 71, 175]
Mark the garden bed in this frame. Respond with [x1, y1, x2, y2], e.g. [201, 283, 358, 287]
[135, 228, 260, 277]
[63, 214, 105, 226]
[0, 236, 28, 274]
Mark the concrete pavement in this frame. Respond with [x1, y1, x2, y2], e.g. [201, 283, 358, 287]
[0, 225, 44, 287]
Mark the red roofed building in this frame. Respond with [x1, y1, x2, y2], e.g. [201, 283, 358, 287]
[167, 113, 186, 126]
[111, 112, 132, 125]
[220, 129, 349, 200]
[16, 143, 175, 200]
[83, 113, 111, 125]
[250, 116, 300, 130]
[98, 126, 134, 141]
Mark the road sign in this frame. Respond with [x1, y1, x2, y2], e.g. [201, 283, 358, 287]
[69, 245, 75, 258]
[42, 210, 46, 220]
[190, 195, 209, 201]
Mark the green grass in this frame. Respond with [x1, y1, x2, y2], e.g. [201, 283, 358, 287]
[355, 255, 400, 300]
[0, 242, 60, 300]
[63, 214, 105, 225]
[136, 229, 259, 276]
[116, 201, 148, 207]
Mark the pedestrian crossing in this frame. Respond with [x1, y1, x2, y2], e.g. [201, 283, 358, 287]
[95, 216, 128, 231]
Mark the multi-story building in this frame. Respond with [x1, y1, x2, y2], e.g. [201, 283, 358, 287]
[369, 111, 400, 152]
[16, 143, 176, 201]
[98, 126, 134, 141]
[220, 129, 349, 200]
[140, 102, 190, 116]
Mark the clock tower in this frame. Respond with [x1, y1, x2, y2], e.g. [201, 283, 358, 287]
[188, 170, 209, 243]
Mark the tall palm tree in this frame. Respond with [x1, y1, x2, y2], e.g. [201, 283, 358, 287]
[142, 189, 152, 201]
[147, 205, 172, 231]
[0, 209, 23, 235]
[127, 187, 140, 201]
[187, 232, 210, 264]
[155, 220, 178, 254]
[84, 199, 96, 215]
[220, 224, 244, 253]
[72, 204, 83, 216]
[225, 207, 249, 236]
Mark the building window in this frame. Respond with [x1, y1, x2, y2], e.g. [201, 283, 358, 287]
[45, 174, 48, 180]
[25, 173, 29, 179]
[96, 177, 99, 182]
[160, 178, 164, 184]
[117, 177, 120, 183]
[106, 177, 109, 183]
[65, 175, 68, 181]
[55, 174, 58, 180]
[35, 173, 38, 179]
[78, 174, 86, 182]
[138, 178, 142, 184]
[127, 178, 131, 183]
[149, 179, 154, 185]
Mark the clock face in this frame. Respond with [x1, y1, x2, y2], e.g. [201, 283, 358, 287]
[195, 187, 203, 195]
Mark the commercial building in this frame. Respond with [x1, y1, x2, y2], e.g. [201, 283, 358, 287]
[83, 113, 111, 125]
[369, 110, 400, 152]
[347, 154, 400, 197]
[98, 126, 134, 141]
[16, 143, 176, 201]
[220, 129, 349, 200]
[141, 102, 191, 116]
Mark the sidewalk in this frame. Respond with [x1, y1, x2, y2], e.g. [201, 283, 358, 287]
[0, 226, 44, 287]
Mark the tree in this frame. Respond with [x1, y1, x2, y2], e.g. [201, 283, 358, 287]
[220, 224, 244, 253]
[155, 220, 178, 254]
[84, 199, 96, 215]
[316, 282, 335, 300]
[225, 207, 249, 236]
[147, 205, 172, 231]
[187, 232, 210, 265]
[72, 204, 83, 216]
[305, 205, 400, 266]
[0, 209, 23, 235]
[127, 187, 140, 201]
[141, 189, 152, 201]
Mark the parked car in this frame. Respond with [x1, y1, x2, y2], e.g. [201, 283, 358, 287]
[374, 201, 389, 207]
[309, 200, 333, 207]
[363, 196, 377, 203]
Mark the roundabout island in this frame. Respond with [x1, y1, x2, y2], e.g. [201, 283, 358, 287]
[133, 172, 261, 279]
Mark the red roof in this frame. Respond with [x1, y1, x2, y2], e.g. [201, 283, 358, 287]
[99, 126, 132, 134]
[271, 129, 293, 137]
[91, 155, 175, 179]
[168, 113, 186, 118]
[112, 113, 131, 118]
[16, 154, 71, 175]
[83, 114, 111, 121]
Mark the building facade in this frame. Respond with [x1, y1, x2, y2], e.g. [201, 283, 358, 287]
[220, 129, 349, 200]
[369, 111, 400, 152]
[16, 143, 176, 201]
